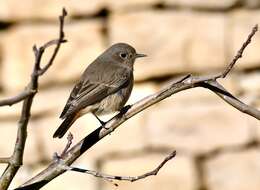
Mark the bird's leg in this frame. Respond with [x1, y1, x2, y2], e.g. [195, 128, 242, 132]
[93, 113, 109, 129]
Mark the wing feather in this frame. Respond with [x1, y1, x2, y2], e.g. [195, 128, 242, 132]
[60, 63, 131, 119]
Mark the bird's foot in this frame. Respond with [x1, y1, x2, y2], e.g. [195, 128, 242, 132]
[93, 113, 109, 129]
[119, 105, 131, 115]
[99, 120, 110, 130]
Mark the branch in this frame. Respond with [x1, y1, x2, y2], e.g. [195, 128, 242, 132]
[17, 24, 260, 189]
[60, 150, 176, 186]
[0, 89, 35, 107]
[0, 8, 67, 190]
[201, 81, 260, 119]
[37, 8, 67, 76]
[216, 24, 258, 79]
[0, 157, 10, 164]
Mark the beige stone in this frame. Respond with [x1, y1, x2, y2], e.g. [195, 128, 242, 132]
[244, 0, 260, 8]
[1, 20, 104, 92]
[106, 0, 160, 11]
[229, 10, 260, 69]
[165, 0, 239, 9]
[102, 153, 198, 190]
[0, 99, 22, 121]
[0, 121, 40, 164]
[144, 88, 253, 154]
[237, 72, 260, 93]
[109, 10, 226, 81]
[204, 149, 260, 190]
[0, 0, 162, 21]
[0, 1, 104, 21]
[0, 122, 17, 157]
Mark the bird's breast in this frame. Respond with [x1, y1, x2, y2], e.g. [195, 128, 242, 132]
[94, 81, 133, 115]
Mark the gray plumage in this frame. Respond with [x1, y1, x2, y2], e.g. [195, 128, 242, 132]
[53, 43, 146, 138]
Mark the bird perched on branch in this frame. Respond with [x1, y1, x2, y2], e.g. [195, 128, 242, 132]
[53, 43, 146, 138]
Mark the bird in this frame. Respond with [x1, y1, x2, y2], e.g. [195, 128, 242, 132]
[53, 43, 146, 138]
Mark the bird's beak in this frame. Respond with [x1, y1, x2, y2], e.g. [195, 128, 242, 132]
[135, 53, 147, 59]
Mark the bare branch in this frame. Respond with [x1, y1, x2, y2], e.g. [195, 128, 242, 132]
[60, 150, 176, 185]
[202, 81, 260, 119]
[216, 24, 258, 79]
[17, 25, 260, 189]
[0, 89, 35, 107]
[0, 8, 67, 190]
[0, 158, 10, 164]
[37, 8, 67, 76]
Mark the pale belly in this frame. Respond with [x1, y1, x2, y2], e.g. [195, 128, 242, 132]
[93, 83, 133, 115]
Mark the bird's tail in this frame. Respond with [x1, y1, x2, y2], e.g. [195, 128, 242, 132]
[53, 113, 77, 138]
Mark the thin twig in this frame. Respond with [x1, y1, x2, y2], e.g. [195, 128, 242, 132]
[216, 24, 258, 79]
[61, 150, 176, 185]
[0, 89, 35, 107]
[37, 8, 67, 76]
[17, 25, 260, 189]
[60, 132, 73, 157]
[0, 157, 10, 164]
[0, 8, 67, 190]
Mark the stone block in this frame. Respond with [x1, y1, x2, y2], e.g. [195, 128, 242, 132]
[109, 10, 226, 80]
[165, 0, 239, 9]
[237, 71, 260, 93]
[204, 149, 260, 190]
[0, 1, 104, 21]
[229, 10, 260, 70]
[0, 121, 40, 164]
[106, 0, 160, 11]
[244, 0, 260, 8]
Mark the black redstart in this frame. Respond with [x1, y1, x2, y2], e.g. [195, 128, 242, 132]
[53, 43, 146, 138]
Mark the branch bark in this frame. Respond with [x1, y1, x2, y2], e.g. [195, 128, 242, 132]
[0, 8, 67, 190]
[0, 89, 35, 107]
[16, 25, 259, 189]
[61, 150, 176, 186]
[0, 157, 10, 164]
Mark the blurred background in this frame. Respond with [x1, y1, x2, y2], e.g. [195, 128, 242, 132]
[0, 0, 260, 189]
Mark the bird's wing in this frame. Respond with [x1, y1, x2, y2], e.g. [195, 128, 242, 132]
[60, 66, 131, 119]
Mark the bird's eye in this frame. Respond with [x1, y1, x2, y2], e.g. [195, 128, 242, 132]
[120, 53, 127, 59]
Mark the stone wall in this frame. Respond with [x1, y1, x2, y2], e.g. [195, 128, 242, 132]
[0, 1, 260, 190]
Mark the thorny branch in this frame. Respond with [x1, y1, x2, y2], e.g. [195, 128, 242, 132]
[16, 24, 260, 189]
[0, 8, 67, 190]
